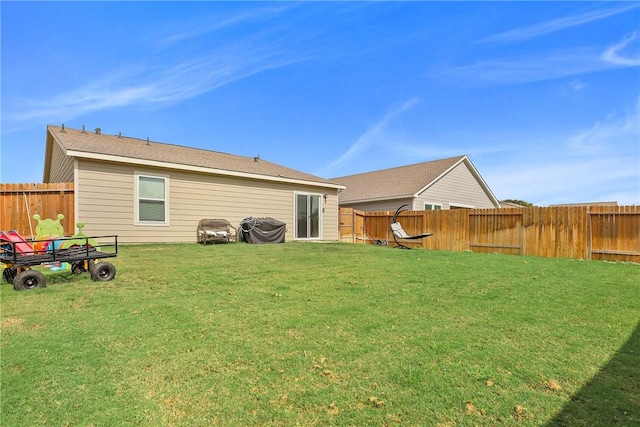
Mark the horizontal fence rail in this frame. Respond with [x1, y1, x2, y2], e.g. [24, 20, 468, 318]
[0, 183, 75, 238]
[339, 206, 640, 262]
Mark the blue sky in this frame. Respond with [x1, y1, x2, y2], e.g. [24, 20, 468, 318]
[2, 1, 639, 206]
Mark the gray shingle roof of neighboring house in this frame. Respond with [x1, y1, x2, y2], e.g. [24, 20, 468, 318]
[332, 155, 468, 203]
[46, 125, 343, 188]
[499, 201, 527, 208]
[550, 201, 619, 207]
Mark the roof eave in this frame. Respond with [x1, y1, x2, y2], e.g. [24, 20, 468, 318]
[66, 149, 346, 190]
[413, 156, 466, 197]
[339, 194, 413, 205]
[461, 156, 501, 207]
[43, 128, 56, 182]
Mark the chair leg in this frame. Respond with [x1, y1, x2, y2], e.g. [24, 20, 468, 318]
[393, 234, 411, 249]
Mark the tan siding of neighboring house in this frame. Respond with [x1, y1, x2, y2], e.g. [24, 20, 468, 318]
[76, 159, 339, 243]
[417, 162, 496, 209]
[49, 141, 75, 183]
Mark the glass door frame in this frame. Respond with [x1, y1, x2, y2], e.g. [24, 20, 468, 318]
[295, 192, 323, 240]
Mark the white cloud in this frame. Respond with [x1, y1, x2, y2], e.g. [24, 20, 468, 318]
[486, 156, 639, 206]
[486, 101, 640, 205]
[5, 43, 302, 124]
[446, 13, 640, 88]
[155, 4, 296, 47]
[570, 79, 586, 91]
[602, 31, 640, 66]
[386, 139, 510, 163]
[478, 3, 640, 43]
[566, 97, 640, 153]
[3, 3, 315, 127]
[439, 45, 634, 87]
[316, 97, 419, 177]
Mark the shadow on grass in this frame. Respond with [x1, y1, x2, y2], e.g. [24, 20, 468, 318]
[547, 320, 640, 426]
[1, 268, 82, 289]
[44, 270, 88, 285]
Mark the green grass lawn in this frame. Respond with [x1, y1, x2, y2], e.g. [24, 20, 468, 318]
[1, 242, 638, 426]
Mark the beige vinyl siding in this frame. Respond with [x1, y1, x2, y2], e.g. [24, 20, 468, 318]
[76, 159, 339, 243]
[417, 162, 496, 209]
[49, 141, 74, 182]
[322, 192, 338, 240]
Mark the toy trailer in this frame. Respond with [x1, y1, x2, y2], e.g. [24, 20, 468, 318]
[0, 235, 118, 291]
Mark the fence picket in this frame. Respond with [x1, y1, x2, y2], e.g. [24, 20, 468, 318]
[0, 183, 75, 237]
[340, 205, 639, 262]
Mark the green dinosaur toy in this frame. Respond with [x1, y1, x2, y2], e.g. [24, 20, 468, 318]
[33, 214, 65, 240]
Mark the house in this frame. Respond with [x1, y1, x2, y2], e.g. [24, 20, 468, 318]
[43, 125, 345, 243]
[332, 155, 500, 211]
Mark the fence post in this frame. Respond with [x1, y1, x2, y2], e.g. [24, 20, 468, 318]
[352, 208, 356, 244]
[467, 209, 471, 252]
[586, 206, 592, 260]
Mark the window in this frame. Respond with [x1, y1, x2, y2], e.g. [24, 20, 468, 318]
[295, 193, 321, 239]
[425, 203, 442, 211]
[135, 174, 169, 225]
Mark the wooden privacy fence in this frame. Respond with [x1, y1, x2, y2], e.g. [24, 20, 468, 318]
[339, 206, 640, 262]
[0, 183, 75, 238]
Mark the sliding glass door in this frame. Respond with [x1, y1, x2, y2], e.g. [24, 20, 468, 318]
[296, 193, 321, 239]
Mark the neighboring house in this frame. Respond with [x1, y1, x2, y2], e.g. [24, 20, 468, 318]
[333, 155, 500, 211]
[43, 125, 345, 243]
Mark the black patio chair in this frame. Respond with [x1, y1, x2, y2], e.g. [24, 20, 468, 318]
[390, 204, 433, 249]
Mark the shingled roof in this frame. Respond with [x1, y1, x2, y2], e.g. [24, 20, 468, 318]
[332, 156, 469, 203]
[45, 125, 343, 188]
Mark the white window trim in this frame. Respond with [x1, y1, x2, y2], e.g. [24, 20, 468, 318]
[294, 191, 323, 240]
[134, 172, 170, 226]
[424, 202, 443, 211]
